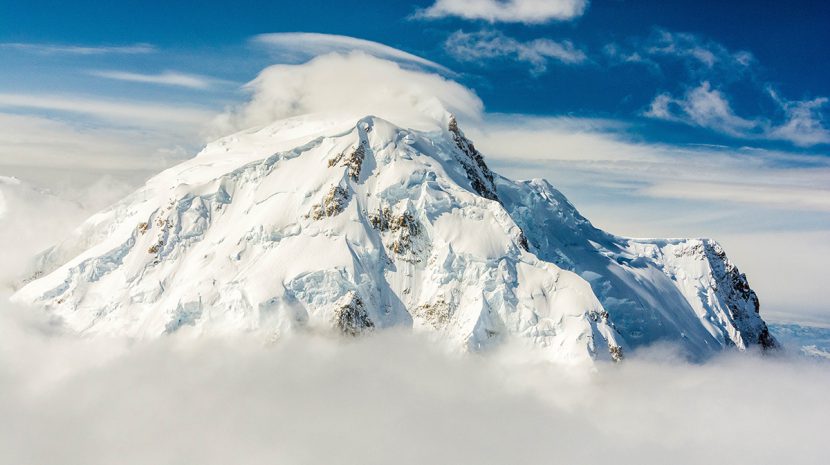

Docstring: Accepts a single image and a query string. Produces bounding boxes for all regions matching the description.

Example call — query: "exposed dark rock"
[368,207,424,259]
[700,240,780,351]
[309,186,350,219]
[448,116,498,201]
[329,143,365,181]
[414,299,453,329]
[148,241,161,254]
[589,309,610,323]
[517,230,530,251]
[334,292,374,336]
[609,345,624,362]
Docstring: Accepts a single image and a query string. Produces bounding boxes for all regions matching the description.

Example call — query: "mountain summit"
[13,114,777,363]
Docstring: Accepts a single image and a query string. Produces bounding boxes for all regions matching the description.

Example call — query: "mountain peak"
[13,114,776,363]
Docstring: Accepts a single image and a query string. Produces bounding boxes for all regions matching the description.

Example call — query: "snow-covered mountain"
[12,113,777,363]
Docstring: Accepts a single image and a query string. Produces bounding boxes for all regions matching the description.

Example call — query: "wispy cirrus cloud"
[644,29,754,75]
[604,28,754,80]
[645,82,757,136]
[473,114,830,212]
[88,70,220,90]
[766,91,830,147]
[0,42,155,55]
[604,28,830,147]
[0,93,214,128]
[645,82,830,147]
[0,112,194,174]
[445,30,587,75]
[251,32,452,74]
[416,0,589,24]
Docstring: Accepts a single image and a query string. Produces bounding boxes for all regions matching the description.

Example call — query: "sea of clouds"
[1,305,828,465]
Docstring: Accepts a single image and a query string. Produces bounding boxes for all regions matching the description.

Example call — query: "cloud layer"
[0,93,214,128]
[0,42,155,55]
[0,316,827,465]
[89,70,218,90]
[252,33,452,74]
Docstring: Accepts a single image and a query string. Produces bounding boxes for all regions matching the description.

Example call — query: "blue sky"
[1,0,828,151]
[0,0,829,322]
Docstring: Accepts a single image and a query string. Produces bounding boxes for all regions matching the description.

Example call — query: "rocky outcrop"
[329,142,365,181]
[333,292,374,336]
[448,116,498,201]
[309,185,350,219]
[699,240,779,350]
[368,207,425,260]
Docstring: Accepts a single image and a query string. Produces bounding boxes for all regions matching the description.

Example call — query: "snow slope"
[499,179,776,357]
[12,113,776,363]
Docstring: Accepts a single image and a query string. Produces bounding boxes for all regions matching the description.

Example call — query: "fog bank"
[0,306,827,465]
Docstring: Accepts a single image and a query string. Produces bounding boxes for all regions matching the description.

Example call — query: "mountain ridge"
[12,113,777,363]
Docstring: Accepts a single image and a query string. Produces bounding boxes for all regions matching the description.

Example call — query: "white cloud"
[0,320,827,465]
[445,30,587,74]
[473,114,830,212]
[767,94,830,147]
[645,82,830,147]
[645,29,754,72]
[0,113,192,174]
[0,93,215,129]
[641,180,830,211]
[0,42,155,55]
[251,33,452,74]
[607,29,754,79]
[417,0,589,24]
[214,52,483,133]
[645,82,757,136]
[88,70,218,90]
[607,29,829,147]
[602,43,652,67]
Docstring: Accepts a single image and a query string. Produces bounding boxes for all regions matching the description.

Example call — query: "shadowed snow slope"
[12,113,776,363]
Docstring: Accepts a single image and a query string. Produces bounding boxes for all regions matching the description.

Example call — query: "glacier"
[12,112,777,363]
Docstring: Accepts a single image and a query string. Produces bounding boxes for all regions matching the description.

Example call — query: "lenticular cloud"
[213,52,483,135]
